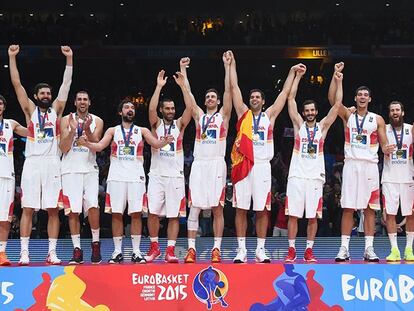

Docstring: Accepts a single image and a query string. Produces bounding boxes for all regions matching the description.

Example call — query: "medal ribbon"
[121,124,134,149]
[163,120,173,136]
[37,107,48,133]
[201,113,215,137]
[392,124,404,151]
[355,112,367,135]
[76,114,85,138]
[253,112,262,136]
[306,124,318,151]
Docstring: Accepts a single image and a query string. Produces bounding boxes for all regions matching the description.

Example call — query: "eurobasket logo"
[192,266,229,310]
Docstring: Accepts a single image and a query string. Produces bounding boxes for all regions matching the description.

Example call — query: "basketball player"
[229,51,297,263]
[145,67,193,263]
[80,100,174,263]
[0,95,28,265]
[60,91,104,264]
[284,64,343,263]
[381,101,414,262]
[328,62,394,262]
[8,45,73,265]
[175,53,232,263]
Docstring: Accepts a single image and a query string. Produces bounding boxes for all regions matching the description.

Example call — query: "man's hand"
[334,62,344,73]
[291,63,306,75]
[8,45,20,57]
[382,144,396,155]
[156,70,168,88]
[223,51,232,65]
[61,46,73,57]
[164,134,175,144]
[173,71,186,87]
[180,57,190,68]
[334,71,343,82]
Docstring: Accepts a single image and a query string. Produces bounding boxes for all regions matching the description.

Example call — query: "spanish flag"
[231,110,254,184]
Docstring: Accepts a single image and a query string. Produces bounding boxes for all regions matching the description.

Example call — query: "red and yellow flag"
[231,110,254,184]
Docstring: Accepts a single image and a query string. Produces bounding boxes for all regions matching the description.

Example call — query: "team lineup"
[0,46,413,266]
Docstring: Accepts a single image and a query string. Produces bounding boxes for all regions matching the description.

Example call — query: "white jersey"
[61,113,98,174]
[193,112,226,159]
[252,112,274,162]
[25,107,60,158]
[149,120,184,178]
[0,119,14,179]
[288,122,325,182]
[344,112,379,163]
[107,125,145,182]
[382,123,414,184]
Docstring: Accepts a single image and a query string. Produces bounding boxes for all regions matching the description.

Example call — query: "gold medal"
[123,146,131,155]
[253,133,260,141]
[355,134,363,142]
[161,144,171,152]
[308,146,316,155]
[396,149,404,158]
[201,132,207,140]
[37,131,45,140]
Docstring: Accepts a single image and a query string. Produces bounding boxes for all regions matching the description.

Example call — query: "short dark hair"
[75,90,90,99]
[388,100,404,112]
[355,86,371,97]
[118,98,136,112]
[34,83,52,95]
[158,97,174,109]
[301,99,318,112]
[205,88,221,101]
[249,88,266,101]
[0,95,6,107]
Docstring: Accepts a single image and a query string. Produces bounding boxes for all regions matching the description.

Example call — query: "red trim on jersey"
[345,127,350,143]
[293,134,301,152]
[27,121,35,138]
[195,124,201,139]
[8,137,13,153]
[219,122,227,139]
[55,118,60,136]
[60,190,71,215]
[177,134,183,151]
[137,139,144,157]
[110,141,117,157]
[267,126,273,141]
[370,130,378,144]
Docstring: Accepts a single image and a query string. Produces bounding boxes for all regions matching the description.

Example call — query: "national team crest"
[192,266,229,310]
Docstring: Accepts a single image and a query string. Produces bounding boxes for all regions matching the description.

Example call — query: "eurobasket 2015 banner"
[0,263,413,310]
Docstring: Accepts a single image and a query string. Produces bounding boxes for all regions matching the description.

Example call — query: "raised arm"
[10,119,28,137]
[59,114,77,153]
[220,51,233,123]
[8,45,35,118]
[377,116,394,155]
[328,62,350,122]
[149,70,167,129]
[53,46,73,117]
[173,71,193,131]
[228,50,248,119]
[179,57,192,93]
[81,127,115,153]
[320,71,343,135]
[141,127,174,149]
[265,64,297,121]
[328,62,344,105]
[178,58,203,121]
[287,64,306,129]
